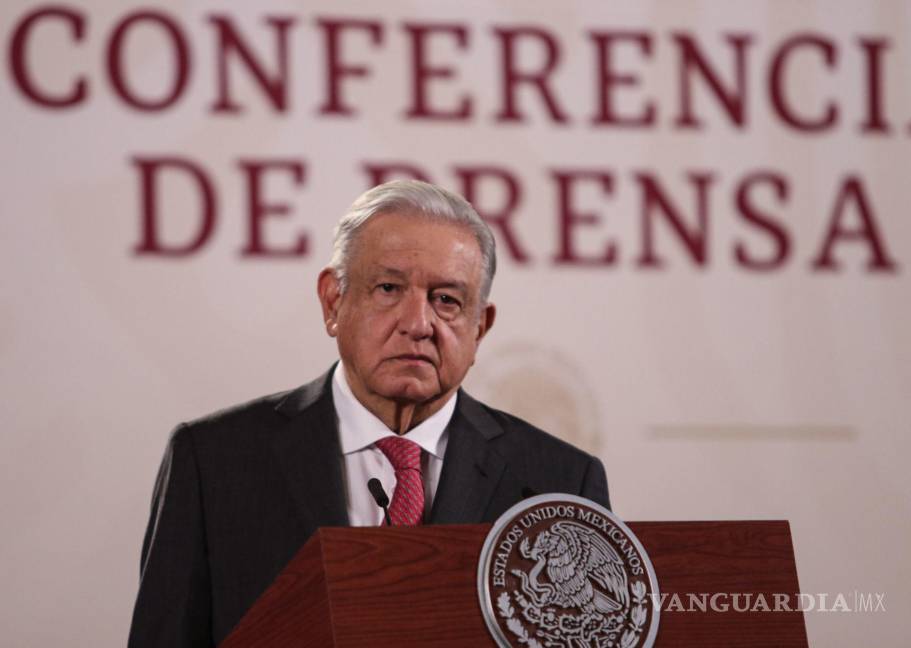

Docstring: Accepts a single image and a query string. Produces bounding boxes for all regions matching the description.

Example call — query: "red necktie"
[374,436,424,526]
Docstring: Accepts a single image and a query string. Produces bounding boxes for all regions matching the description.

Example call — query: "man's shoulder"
[459,391,596,462]
[174,368,334,446]
[458,392,610,508]
[183,388,291,430]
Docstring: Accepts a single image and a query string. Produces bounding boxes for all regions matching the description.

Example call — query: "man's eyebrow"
[371,266,408,280]
[431,280,468,294]
[370,267,470,294]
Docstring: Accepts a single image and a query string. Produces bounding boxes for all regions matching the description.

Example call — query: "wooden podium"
[221,521,808,647]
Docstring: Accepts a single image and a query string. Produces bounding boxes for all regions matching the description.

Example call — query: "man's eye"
[434,294,461,309]
[378,283,397,293]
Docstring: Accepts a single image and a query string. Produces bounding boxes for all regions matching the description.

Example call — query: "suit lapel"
[269,374,506,528]
[430,391,506,524]
[271,367,350,529]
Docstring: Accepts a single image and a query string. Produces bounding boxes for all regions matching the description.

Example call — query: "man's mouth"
[392,354,435,365]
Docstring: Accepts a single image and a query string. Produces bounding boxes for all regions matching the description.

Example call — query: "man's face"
[318,212,495,413]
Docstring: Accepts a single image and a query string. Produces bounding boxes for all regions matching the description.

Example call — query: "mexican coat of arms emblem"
[477,494,660,648]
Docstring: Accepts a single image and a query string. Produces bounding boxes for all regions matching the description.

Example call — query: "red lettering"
[636,172,712,268]
[552,170,617,265]
[590,32,655,126]
[673,32,752,129]
[403,23,471,120]
[9,6,87,108]
[769,34,838,132]
[857,37,891,134]
[107,11,190,111]
[209,15,295,114]
[317,18,383,116]
[455,166,531,263]
[493,26,568,124]
[734,172,791,270]
[133,157,216,256]
[238,159,308,257]
[811,176,897,272]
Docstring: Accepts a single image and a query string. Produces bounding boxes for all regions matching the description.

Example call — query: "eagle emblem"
[514,521,629,615]
[478,495,658,648]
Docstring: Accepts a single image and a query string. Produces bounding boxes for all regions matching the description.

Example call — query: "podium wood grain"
[220,521,808,647]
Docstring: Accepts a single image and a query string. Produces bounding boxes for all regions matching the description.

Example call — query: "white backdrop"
[2,1,909,645]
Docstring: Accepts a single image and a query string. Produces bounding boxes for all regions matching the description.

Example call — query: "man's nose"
[398,291,434,339]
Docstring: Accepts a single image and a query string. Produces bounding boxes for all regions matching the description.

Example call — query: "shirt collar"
[332,361,456,459]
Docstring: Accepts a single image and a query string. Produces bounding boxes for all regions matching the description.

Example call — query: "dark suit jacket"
[127,366,610,647]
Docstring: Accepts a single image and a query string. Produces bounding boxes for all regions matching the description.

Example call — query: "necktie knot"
[375,436,421,473]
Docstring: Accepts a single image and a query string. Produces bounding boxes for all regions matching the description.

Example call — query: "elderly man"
[128,180,610,647]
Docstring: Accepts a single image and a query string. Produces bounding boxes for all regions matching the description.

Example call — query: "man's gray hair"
[329,180,497,302]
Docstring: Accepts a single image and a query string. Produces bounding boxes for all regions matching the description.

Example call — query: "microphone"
[367,478,392,526]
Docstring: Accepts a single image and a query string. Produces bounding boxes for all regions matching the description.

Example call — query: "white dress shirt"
[332,361,455,526]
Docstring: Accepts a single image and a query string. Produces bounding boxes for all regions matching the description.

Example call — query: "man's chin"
[376,378,441,404]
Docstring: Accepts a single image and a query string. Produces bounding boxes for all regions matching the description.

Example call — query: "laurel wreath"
[496,580,650,648]
[497,592,545,648]
[619,580,649,648]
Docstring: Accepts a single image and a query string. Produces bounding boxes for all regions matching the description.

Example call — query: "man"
[128,180,610,647]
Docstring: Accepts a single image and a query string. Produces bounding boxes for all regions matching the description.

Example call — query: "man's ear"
[475,302,496,343]
[317,268,342,337]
